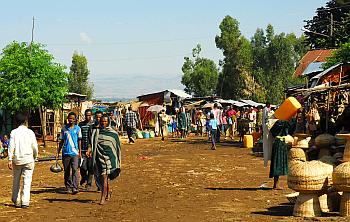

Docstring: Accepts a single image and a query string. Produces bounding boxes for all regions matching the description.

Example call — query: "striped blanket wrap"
[91,127,121,180]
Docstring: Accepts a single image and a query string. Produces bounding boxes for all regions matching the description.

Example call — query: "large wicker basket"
[289,148,306,162]
[333,162,350,192]
[288,160,333,191]
[315,134,335,149]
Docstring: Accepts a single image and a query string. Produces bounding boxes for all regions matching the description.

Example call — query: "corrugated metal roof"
[301,62,324,76]
[310,63,343,81]
[167,89,192,99]
[294,49,335,77]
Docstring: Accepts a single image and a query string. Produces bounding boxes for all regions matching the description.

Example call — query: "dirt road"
[0,137,346,221]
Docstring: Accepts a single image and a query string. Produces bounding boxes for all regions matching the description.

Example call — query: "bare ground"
[0,137,346,222]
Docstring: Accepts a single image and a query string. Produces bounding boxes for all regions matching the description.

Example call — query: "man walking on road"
[8,113,38,208]
[57,112,82,194]
[78,109,94,190]
[124,106,138,143]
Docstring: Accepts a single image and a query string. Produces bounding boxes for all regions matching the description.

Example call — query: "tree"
[250,25,308,104]
[0,41,68,147]
[69,52,94,99]
[181,44,219,97]
[323,41,350,68]
[303,0,350,48]
[0,42,68,112]
[215,15,256,99]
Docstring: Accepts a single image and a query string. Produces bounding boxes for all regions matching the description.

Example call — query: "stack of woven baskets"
[315,134,336,158]
[288,159,333,217]
[333,145,350,217]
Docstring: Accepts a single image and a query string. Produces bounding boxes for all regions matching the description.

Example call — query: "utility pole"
[330,13,333,37]
[31,16,35,44]
[29,16,35,54]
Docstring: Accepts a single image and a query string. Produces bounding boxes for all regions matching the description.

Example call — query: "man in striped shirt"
[123,107,138,143]
[78,109,94,190]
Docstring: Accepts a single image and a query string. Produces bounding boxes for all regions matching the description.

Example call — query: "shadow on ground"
[252,203,294,217]
[44,198,94,204]
[31,187,68,194]
[205,187,273,191]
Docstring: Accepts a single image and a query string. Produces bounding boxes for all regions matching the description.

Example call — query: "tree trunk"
[39,106,47,148]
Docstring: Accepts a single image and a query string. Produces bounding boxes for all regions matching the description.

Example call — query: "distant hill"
[93,97,135,103]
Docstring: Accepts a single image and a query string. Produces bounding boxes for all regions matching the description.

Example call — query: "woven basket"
[315,134,335,149]
[318,148,331,159]
[340,192,350,217]
[288,160,333,191]
[319,194,329,213]
[336,136,346,146]
[319,155,336,165]
[333,162,350,192]
[289,148,306,162]
[293,192,322,217]
[333,152,344,161]
[286,192,299,204]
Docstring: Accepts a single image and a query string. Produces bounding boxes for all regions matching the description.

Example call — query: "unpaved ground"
[0,137,345,222]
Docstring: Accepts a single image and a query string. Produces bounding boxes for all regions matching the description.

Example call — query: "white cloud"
[79,32,92,44]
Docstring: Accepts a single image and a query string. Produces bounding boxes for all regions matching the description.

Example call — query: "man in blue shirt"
[57,112,82,194]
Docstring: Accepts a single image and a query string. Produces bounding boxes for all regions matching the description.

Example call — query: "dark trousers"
[80,152,93,186]
[216,125,221,142]
[62,156,79,190]
[211,129,217,147]
[126,126,135,142]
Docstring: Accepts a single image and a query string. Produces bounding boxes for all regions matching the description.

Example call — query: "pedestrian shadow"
[205,187,273,191]
[252,203,294,217]
[31,186,68,194]
[44,198,94,204]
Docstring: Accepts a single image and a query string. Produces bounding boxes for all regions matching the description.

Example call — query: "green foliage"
[215,15,256,99]
[304,0,350,48]
[181,44,219,97]
[251,25,308,104]
[324,41,350,68]
[0,41,68,112]
[69,52,94,99]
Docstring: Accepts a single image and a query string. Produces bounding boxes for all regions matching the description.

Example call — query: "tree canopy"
[324,41,350,68]
[303,0,350,49]
[69,52,94,99]
[181,44,219,97]
[0,42,68,112]
[215,15,255,99]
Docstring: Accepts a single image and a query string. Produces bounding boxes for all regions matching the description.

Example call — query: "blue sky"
[0,0,327,99]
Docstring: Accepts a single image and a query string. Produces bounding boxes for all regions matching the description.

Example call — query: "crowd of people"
[6,109,122,208]
[5,102,276,208]
[155,103,269,149]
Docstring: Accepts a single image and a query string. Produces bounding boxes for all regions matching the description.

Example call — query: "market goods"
[315,134,335,149]
[288,160,333,217]
[333,162,350,216]
[288,148,306,162]
[336,134,350,161]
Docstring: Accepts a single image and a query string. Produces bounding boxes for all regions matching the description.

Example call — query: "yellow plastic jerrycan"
[243,135,254,148]
[274,97,301,120]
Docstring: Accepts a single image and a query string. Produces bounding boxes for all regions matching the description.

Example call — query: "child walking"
[209,113,218,150]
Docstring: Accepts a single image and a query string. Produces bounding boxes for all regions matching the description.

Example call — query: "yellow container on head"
[274,97,301,120]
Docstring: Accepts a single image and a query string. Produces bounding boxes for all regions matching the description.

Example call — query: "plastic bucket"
[136,131,143,139]
[243,135,254,148]
[274,97,301,120]
[149,131,155,138]
[142,131,150,139]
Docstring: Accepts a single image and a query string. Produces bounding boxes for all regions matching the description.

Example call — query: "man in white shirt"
[8,113,38,208]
